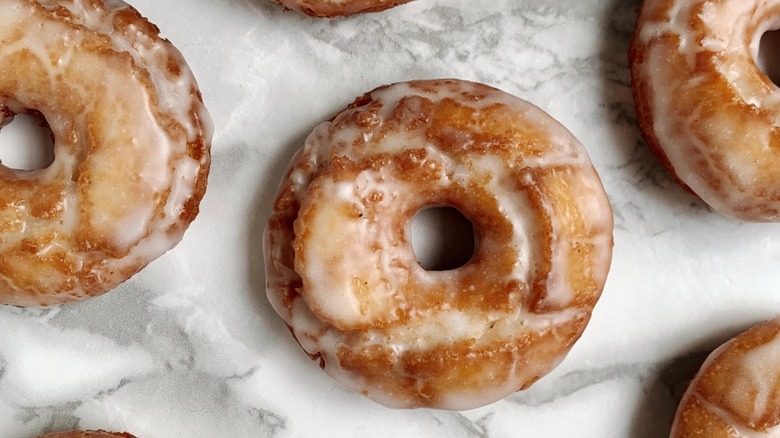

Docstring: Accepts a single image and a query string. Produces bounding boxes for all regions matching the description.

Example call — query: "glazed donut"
[0,0,212,307]
[630,0,780,222]
[274,0,414,18]
[671,318,780,436]
[37,431,136,438]
[264,79,614,410]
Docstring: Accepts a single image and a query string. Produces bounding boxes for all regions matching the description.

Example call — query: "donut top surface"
[291,80,612,328]
[672,318,780,436]
[0,0,211,306]
[265,79,613,409]
[630,0,780,221]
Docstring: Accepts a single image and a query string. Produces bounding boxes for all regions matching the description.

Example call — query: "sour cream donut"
[630,0,780,221]
[0,0,212,307]
[671,318,780,437]
[38,432,136,438]
[274,0,413,18]
[264,79,614,410]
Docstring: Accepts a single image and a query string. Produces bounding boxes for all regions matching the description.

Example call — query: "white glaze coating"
[630,0,780,221]
[672,318,780,437]
[265,79,613,410]
[0,0,211,306]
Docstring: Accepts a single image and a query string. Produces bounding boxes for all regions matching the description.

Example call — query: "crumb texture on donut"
[671,318,780,437]
[0,0,212,306]
[630,0,780,221]
[274,0,414,17]
[37,431,137,438]
[264,79,613,409]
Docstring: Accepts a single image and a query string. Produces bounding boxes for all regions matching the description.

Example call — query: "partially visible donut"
[671,318,780,437]
[0,0,212,306]
[37,432,136,438]
[273,0,414,18]
[630,0,780,222]
[264,79,614,409]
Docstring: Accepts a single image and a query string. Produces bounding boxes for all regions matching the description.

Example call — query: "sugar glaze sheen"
[0,0,212,306]
[264,79,614,410]
[630,0,780,222]
[672,317,780,437]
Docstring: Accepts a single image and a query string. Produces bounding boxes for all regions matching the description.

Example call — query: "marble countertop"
[3,0,780,436]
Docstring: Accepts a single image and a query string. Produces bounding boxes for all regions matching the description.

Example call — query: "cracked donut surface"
[0,0,212,307]
[630,0,780,221]
[264,79,613,410]
[672,318,780,437]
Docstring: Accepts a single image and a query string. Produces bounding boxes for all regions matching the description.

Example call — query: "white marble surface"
[2,0,780,436]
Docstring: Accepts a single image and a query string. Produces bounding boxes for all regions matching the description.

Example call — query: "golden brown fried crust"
[672,319,780,437]
[37,431,137,438]
[628,7,694,194]
[630,1,780,220]
[335,315,590,407]
[265,79,613,409]
[275,0,414,18]
[0,0,211,307]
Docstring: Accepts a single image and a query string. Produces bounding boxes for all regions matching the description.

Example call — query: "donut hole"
[411,206,476,271]
[757,28,780,86]
[0,112,55,171]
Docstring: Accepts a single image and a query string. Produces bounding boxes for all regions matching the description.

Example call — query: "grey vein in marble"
[2,0,780,437]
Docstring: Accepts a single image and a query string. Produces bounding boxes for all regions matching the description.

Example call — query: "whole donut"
[0,0,212,306]
[264,79,614,410]
[630,0,780,221]
[671,318,780,436]
[274,0,414,18]
[37,432,136,438]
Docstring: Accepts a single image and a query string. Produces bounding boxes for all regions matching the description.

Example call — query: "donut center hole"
[411,206,476,271]
[0,113,55,171]
[757,29,780,86]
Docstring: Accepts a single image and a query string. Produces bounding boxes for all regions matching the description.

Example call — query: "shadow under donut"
[245,129,312,340]
[232,0,306,330]
[628,352,706,438]
[595,0,709,230]
[238,0,284,16]
[594,0,709,435]
[626,319,757,438]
